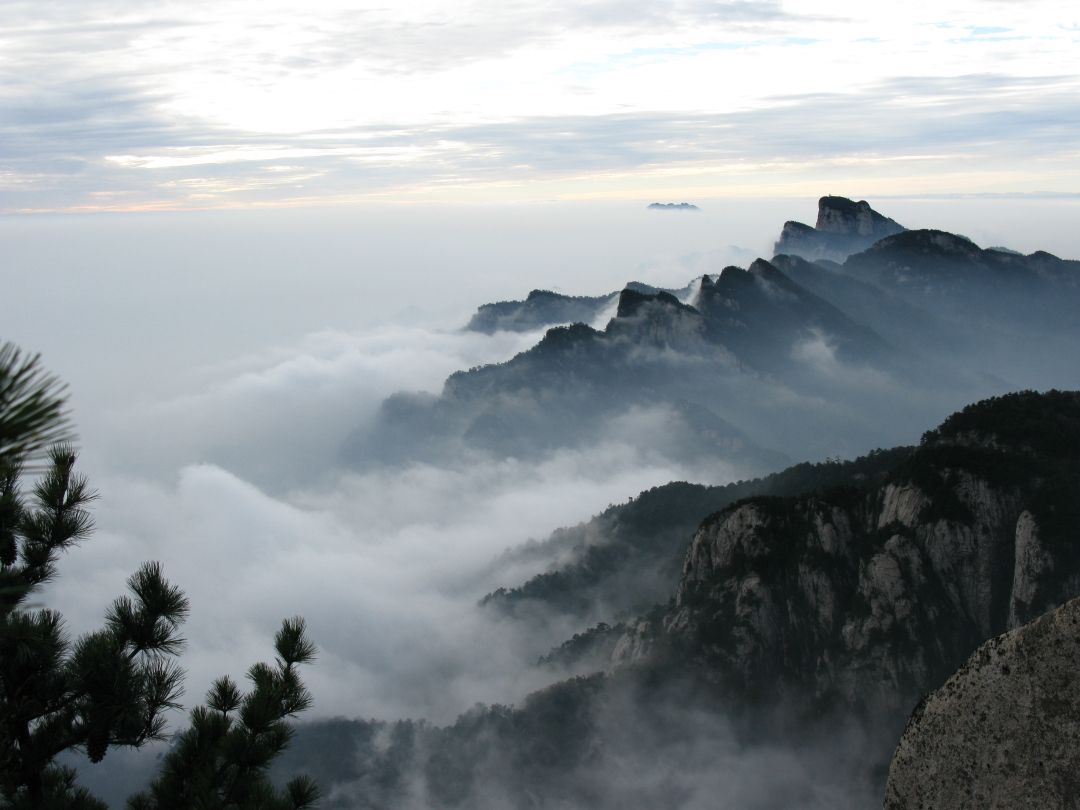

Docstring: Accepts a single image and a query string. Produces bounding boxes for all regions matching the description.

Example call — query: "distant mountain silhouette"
[347,258,911,470]
[346,197,1080,473]
[647,202,699,210]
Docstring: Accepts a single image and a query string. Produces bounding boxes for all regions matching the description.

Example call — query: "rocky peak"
[816,195,903,238]
[774,196,905,262]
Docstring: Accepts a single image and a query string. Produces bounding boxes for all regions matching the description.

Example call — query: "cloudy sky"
[3,0,1079,212]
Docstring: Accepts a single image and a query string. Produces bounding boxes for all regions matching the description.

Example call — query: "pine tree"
[0,343,72,467]
[0,344,319,807]
[127,618,320,810]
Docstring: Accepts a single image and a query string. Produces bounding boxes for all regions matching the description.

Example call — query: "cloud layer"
[38,313,710,727]
[2,1,1079,210]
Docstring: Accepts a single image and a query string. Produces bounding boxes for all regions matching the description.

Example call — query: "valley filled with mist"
[5,194,1080,807]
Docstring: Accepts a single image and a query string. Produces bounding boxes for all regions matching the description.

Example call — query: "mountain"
[296,391,1080,809]
[346,256,933,470]
[836,229,1080,386]
[348,358,788,473]
[843,229,1080,295]
[774,196,905,262]
[769,253,967,358]
[615,391,1080,716]
[345,196,1080,474]
[692,258,895,371]
[482,447,912,630]
[840,229,1080,326]
[884,595,1080,809]
[347,194,1080,477]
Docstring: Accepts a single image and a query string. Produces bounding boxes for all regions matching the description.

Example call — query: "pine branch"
[0,343,73,468]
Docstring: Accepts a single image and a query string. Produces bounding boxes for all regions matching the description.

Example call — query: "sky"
[2,0,1080,212]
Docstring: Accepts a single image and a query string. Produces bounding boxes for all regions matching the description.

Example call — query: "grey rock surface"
[629,473,1030,715]
[884,596,1080,809]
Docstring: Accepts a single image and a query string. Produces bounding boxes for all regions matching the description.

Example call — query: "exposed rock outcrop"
[614,391,1080,721]
[883,596,1080,810]
[483,448,911,629]
[774,196,904,261]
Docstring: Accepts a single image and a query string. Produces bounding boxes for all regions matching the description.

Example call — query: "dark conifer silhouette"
[0,343,318,808]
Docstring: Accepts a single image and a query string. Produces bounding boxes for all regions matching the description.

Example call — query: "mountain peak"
[815,195,903,237]
[774,196,905,261]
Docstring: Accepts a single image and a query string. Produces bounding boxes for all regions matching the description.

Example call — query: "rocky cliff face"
[774,196,904,261]
[614,392,1080,721]
[484,448,912,633]
[652,476,1022,714]
[883,595,1080,809]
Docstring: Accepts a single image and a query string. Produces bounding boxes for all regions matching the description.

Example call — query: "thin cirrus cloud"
[1,0,1078,211]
